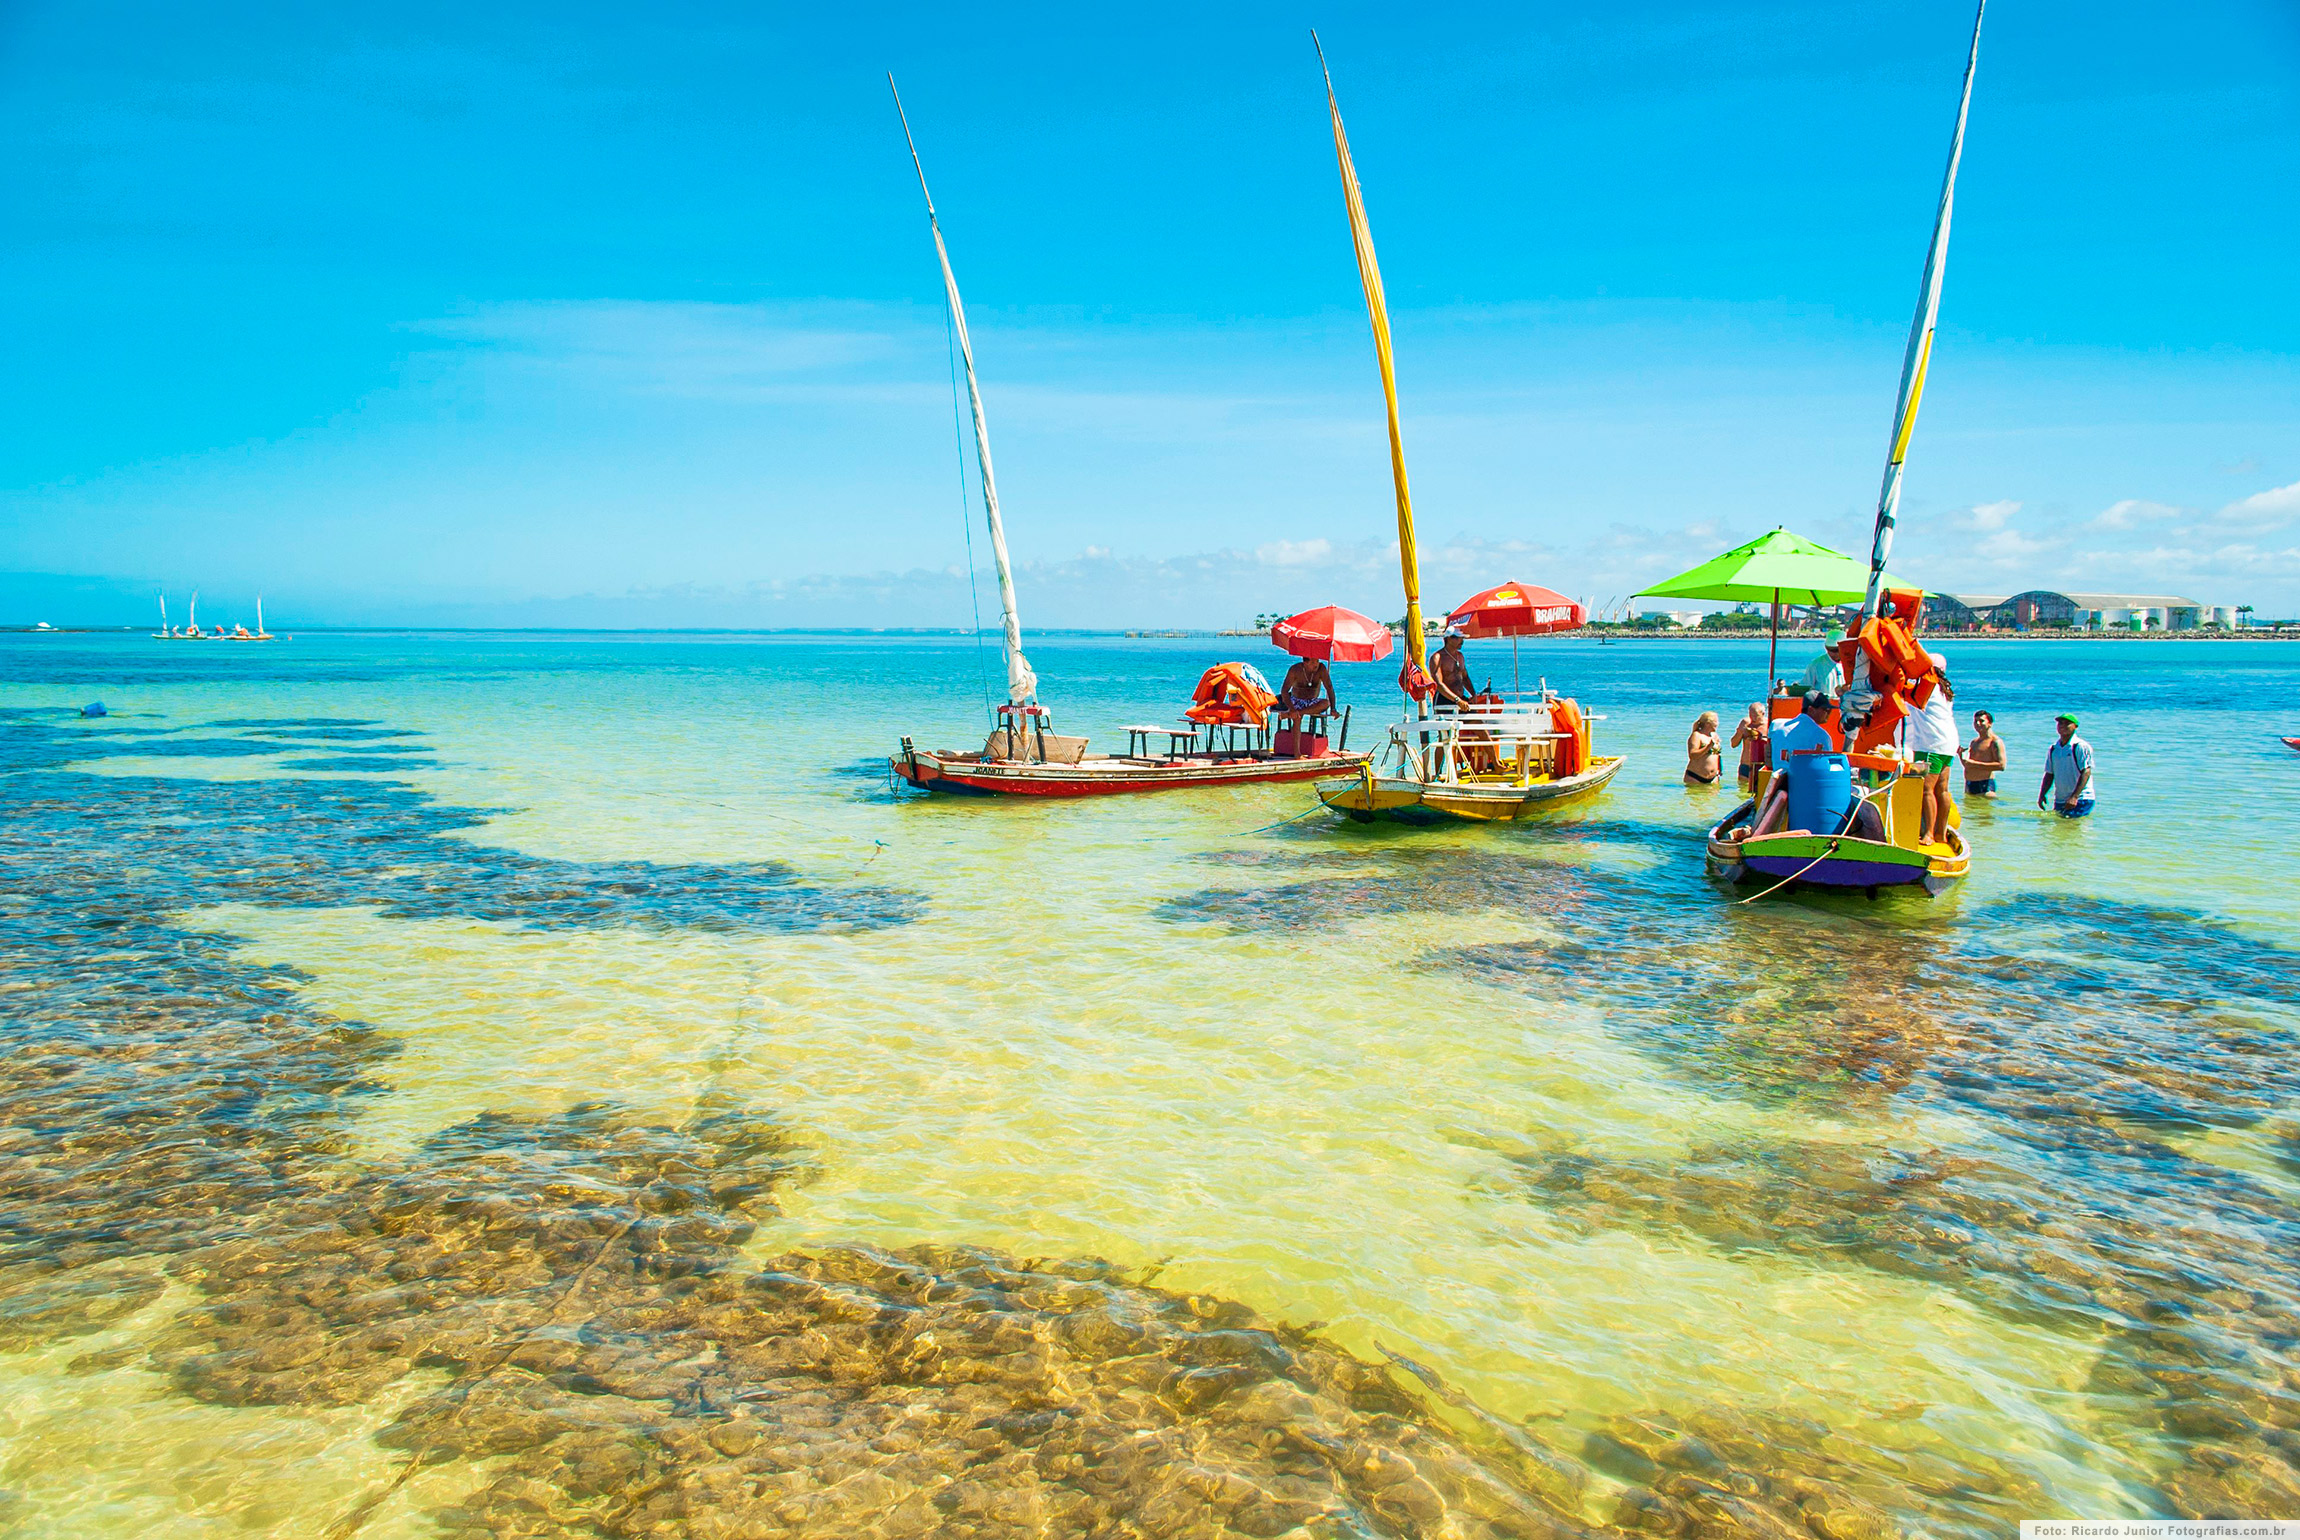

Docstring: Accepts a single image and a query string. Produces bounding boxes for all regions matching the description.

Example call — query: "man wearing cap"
[2038,713,2096,817]
[1796,625,1846,698]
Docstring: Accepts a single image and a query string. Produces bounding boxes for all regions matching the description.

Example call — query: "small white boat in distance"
[230,595,279,641]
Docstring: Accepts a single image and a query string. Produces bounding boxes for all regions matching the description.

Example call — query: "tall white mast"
[1860,0,1986,625]
[159,593,169,637]
[890,77,1038,706]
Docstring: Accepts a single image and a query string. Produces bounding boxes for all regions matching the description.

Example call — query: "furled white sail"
[890,79,1038,706]
[1861,0,1986,624]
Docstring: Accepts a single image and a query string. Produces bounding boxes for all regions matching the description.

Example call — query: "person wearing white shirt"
[2038,713,2097,816]
[1901,651,1961,847]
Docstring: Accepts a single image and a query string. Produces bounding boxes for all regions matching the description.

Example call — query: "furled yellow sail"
[1314,35,1426,685]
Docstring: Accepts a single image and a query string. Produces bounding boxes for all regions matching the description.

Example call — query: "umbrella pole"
[1767,588,1780,695]
[1512,635,1520,697]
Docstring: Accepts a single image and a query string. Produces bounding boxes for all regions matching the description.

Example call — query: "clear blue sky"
[3,0,2296,627]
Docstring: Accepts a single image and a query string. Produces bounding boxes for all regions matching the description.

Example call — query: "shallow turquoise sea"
[3,631,2297,1537]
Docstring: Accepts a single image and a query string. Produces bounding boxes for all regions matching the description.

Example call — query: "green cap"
[2056,711,2079,726]
[1824,626,1845,642]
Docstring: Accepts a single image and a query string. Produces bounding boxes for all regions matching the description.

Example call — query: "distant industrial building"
[1932,591,2237,631]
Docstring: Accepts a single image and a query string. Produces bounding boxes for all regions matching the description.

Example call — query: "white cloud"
[414,300,921,399]
[1973,527,2054,563]
[2093,498,2185,531]
[1255,537,1333,567]
[2217,479,2300,532]
[1956,499,2022,533]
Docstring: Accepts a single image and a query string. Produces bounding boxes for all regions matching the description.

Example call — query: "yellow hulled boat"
[1317,700,1622,822]
[1306,37,1620,825]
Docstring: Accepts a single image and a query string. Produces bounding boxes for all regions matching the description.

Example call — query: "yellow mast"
[1315,34,1427,687]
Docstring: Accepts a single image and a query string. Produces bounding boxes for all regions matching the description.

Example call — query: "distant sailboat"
[154,594,172,640]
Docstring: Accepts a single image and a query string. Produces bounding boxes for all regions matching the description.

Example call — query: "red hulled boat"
[884,90,1370,799]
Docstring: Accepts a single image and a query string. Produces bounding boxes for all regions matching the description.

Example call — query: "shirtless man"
[1275,656,1337,727]
[1430,631,1481,707]
[1960,709,2005,798]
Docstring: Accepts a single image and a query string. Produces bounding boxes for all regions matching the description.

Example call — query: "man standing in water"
[2038,712,2096,817]
[1962,709,2006,798]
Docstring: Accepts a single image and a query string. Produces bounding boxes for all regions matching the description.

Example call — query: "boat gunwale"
[893,746,1374,797]
[1704,808,1971,882]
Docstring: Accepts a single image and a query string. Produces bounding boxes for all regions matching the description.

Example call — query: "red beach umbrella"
[1445,582,1585,638]
[1269,605,1394,662]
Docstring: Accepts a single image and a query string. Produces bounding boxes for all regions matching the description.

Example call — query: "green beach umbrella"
[1635,527,1915,687]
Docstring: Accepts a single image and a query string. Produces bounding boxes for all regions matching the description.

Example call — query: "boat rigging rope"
[1734,837,1843,905]
[1236,801,1335,837]
[942,298,994,722]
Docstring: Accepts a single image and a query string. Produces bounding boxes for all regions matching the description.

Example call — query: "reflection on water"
[4,636,2299,1535]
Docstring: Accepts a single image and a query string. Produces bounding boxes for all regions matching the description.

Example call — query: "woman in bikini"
[1685,711,1722,785]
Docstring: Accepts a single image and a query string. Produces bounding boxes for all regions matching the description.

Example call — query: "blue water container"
[1786,752,1853,835]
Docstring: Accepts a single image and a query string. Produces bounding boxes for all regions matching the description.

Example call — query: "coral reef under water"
[1165,844,2300,1519]
[1,712,1622,1539]
[8,701,2297,1535]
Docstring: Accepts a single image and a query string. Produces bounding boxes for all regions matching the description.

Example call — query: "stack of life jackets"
[1184,663,1277,727]
[1833,588,1943,756]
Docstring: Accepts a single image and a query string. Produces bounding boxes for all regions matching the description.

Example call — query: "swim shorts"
[2055,798,2096,819]
[1918,751,1954,774]
[1965,776,1996,794]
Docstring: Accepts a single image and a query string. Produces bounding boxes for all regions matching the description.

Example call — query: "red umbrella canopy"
[1446,582,1585,638]
[1269,604,1394,662]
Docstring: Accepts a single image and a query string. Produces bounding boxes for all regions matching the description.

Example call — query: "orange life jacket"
[1185,663,1277,727]
[1836,589,1939,755]
[1550,697,1586,778]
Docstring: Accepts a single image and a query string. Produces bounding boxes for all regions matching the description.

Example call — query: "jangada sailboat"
[1303,39,1622,824]
[226,595,278,641]
[883,81,1372,798]
[1708,1,1985,896]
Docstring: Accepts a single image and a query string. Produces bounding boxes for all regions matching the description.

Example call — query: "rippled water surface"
[3,631,2297,1537]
